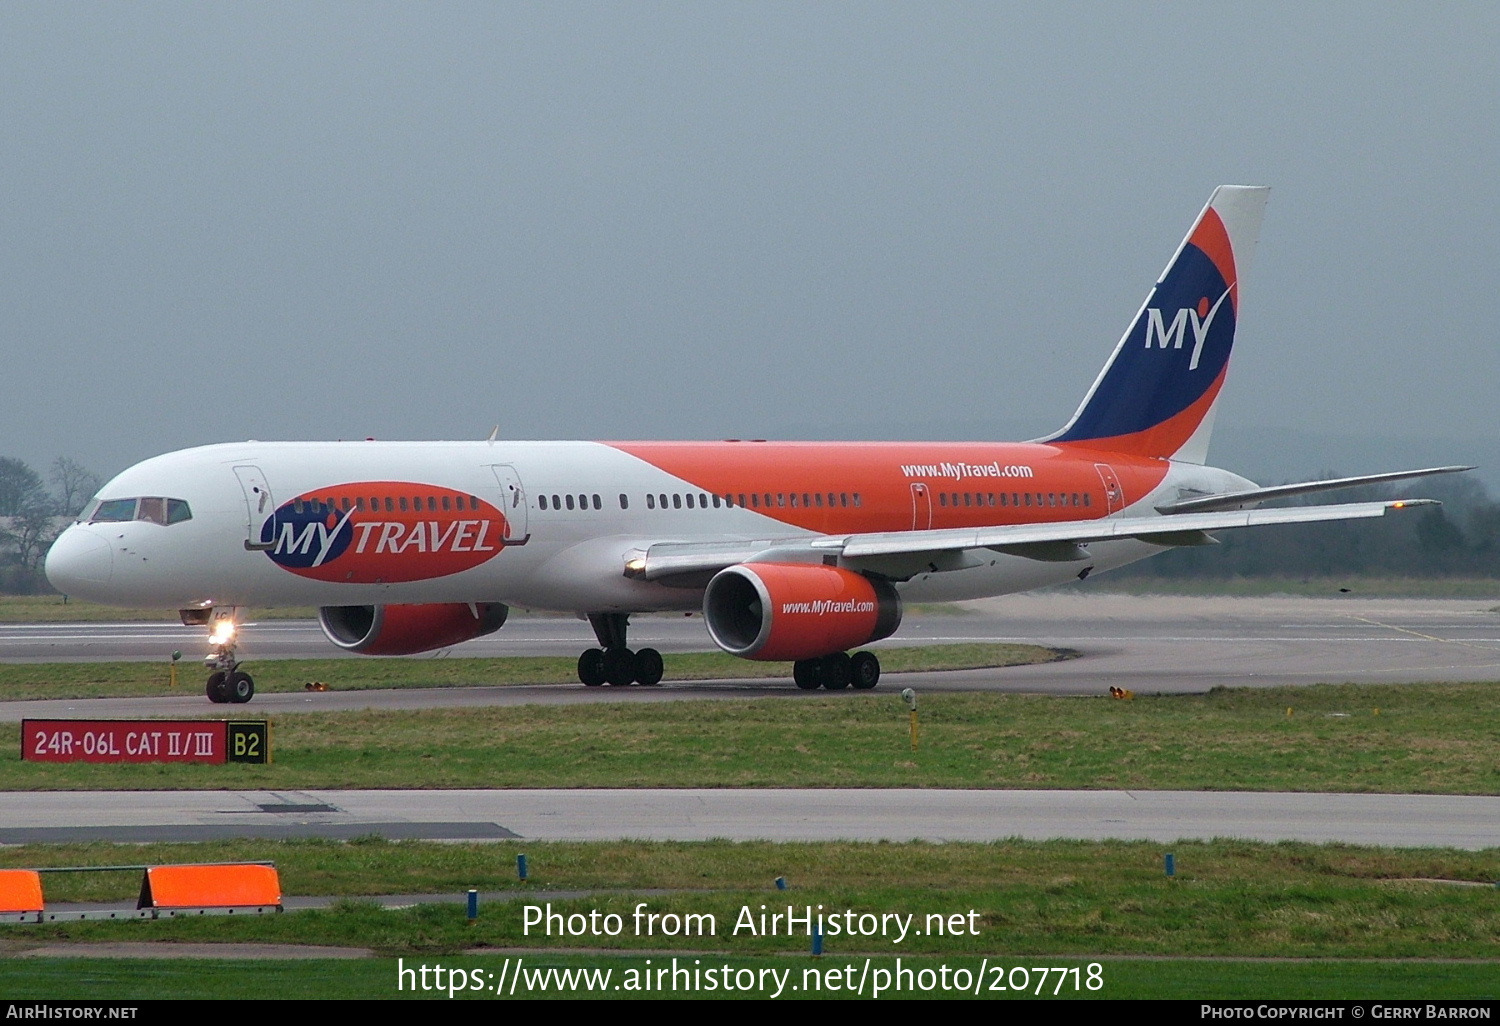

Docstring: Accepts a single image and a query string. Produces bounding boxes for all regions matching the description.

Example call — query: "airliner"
[44,186,1466,703]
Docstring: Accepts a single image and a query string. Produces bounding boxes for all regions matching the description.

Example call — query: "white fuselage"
[45,439,1254,615]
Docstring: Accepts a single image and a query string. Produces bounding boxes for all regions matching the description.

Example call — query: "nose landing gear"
[198,610,255,704]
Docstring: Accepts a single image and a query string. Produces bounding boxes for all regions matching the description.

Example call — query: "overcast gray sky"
[3,3,1497,487]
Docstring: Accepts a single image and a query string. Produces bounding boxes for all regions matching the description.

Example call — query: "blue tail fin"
[1044,185,1269,463]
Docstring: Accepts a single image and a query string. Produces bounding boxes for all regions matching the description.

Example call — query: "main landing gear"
[199,610,255,704]
[576,613,664,687]
[792,650,882,691]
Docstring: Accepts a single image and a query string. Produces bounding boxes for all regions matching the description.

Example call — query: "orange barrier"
[0,871,43,915]
[139,864,282,910]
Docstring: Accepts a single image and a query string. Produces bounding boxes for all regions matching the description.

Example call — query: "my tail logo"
[1144,283,1234,370]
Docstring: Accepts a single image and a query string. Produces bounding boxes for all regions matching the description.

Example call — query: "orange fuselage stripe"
[607,441,1171,531]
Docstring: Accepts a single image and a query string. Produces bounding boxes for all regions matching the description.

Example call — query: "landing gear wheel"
[634,647,664,686]
[850,651,881,690]
[206,671,231,704]
[578,648,607,686]
[604,647,637,686]
[793,659,823,690]
[228,671,255,704]
[821,652,853,690]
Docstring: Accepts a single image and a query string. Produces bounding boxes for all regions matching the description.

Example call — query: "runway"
[2,594,1499,722]
[3,594,1497,852]
[1,788,1495,849]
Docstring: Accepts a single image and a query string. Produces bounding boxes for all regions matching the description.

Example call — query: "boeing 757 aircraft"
[45,186,1466,702]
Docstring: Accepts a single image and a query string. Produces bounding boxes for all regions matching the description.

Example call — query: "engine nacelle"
[703,562,902,661]
[318,603,508,655]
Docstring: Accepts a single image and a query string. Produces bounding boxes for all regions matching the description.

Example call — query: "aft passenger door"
[910,483,933,530]
[234,465,276,550]
[489,464,530,544]
[1093,463,1124,514]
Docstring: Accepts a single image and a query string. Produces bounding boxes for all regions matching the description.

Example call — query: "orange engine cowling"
[318,603,508,655]
[703,563,902,661]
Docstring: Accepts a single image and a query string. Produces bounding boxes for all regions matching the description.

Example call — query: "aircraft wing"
[625,498,1436,582]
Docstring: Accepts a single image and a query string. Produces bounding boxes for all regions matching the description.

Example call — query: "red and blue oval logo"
[258,482,508,583]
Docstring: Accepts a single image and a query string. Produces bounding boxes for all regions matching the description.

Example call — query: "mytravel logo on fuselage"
[258,482,508,583]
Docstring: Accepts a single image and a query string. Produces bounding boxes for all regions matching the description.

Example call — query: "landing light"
[209,623,237,647]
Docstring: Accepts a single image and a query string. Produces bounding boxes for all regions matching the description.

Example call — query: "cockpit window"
[137,497,168,525]
[90,498,138,523]
[88,497,193,526]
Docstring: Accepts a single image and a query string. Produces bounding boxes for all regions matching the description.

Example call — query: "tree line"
[0,456,103,593]
[1111,473,1500,581]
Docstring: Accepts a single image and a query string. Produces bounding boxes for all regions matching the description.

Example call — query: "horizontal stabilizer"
[1154,466,1473,515]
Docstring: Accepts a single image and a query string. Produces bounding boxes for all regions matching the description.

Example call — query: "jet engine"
[702,562,901,661]
[318,603,509,655]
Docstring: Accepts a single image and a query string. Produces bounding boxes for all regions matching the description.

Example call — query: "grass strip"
[1073,576,1500,599]
[1,955,1496,1000]
[0,644,1064,701]
[0,838,1497,962]
[2,682,1497,792]
[0,595,317,621]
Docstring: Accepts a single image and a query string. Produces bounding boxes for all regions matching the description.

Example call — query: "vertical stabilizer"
[1044,185,1269,464]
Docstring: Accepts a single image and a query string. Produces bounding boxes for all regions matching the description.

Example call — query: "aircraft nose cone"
[45,527,114,594]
